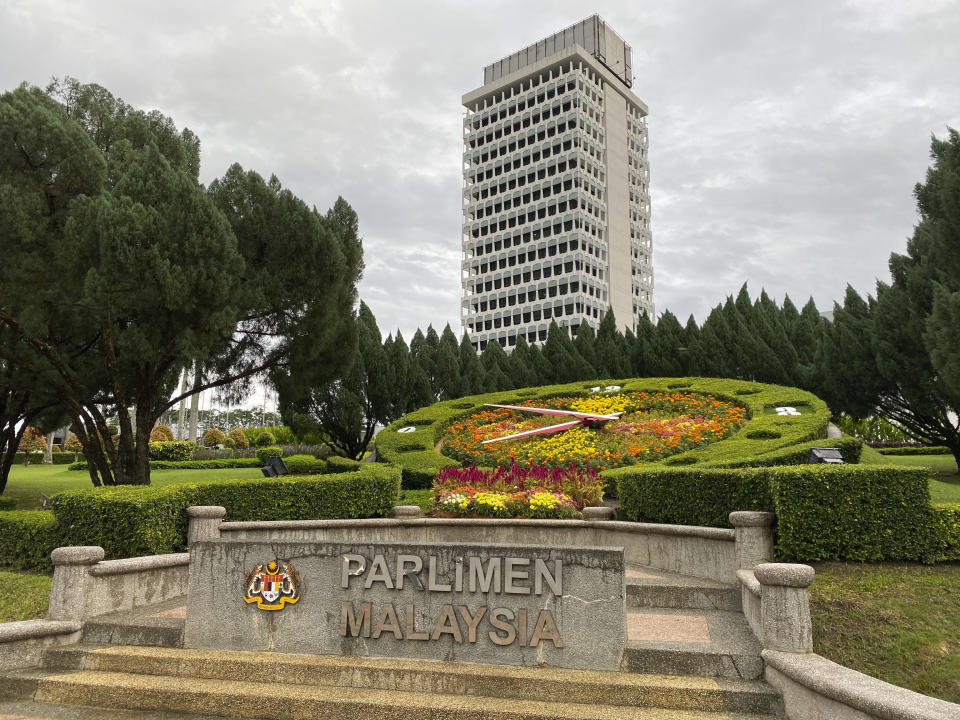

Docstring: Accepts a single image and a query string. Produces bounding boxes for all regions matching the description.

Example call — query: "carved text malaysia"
[338,553,563,648]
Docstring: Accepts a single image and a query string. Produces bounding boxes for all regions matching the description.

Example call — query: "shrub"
[876,445,951,456]
[49,485,193,559]
[14,452,81,465]
[0,497,15,511]
[326,455,363,473]
[27,466,401,562]
[149,424,175,442]
[202,428,225,447]
[191,465,400,522]
[227,428,249,449]
[0,511,61,571]
[282,454,328,475]
[255,446,284,464]
[148,441,194,461]
[17,426,47,463]
[255,430,276,447]
[927,505,960,562]
[613,466,773,528]
[63,435,84,453]
[770,465,935,562]
[149,458,262,470]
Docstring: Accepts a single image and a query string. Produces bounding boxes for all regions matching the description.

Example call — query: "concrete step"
[0,668,60,700]
[34,669,784,720]
[0,697,231,720]
[626,567,741,611]
[624,608,764,680]
[81,597,185,648]
[36,645,783,715]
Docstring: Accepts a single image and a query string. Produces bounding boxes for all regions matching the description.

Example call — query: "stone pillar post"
[729,511,775,570]
[754,563,815,653]
[187,506,226,546]
[48,546,104,621]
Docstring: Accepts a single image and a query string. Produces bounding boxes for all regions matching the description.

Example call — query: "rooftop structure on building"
[461,15,653,351]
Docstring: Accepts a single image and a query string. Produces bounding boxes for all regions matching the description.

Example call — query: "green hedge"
[68,457,264,471]
[282,455,328,475]
[12,452,79,465]
[148,441,195,461]
[255,446,284,464]
[0,510,61,571]
[50,485,192,559]
[927,504,960,562]
[612,466,773,527]
[0,497,15,511]
[614,463,951,563]
[770,465,935,562]
[876,445,952,456]
[190,465,400,522]
[326,455,363,473]
[4,465,402,568]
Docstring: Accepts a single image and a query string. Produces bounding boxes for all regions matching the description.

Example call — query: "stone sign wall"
[184,540,625,670]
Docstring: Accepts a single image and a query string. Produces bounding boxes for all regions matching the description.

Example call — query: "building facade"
[461,15,653,352]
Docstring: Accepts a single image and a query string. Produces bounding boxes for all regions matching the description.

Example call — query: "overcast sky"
[3,0,959,342]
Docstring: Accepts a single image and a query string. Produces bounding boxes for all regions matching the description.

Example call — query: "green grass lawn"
[810,562,960,703]
[1,463,266,510]
[0,570,52,622]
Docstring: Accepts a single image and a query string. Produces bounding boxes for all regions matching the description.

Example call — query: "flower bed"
[439,391,747,470]
[430,463,601,519]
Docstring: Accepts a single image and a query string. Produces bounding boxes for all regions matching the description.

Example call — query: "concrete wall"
[218,517,738,585]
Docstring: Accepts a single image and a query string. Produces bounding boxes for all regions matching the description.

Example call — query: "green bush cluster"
[148,441,195,461]
[254,431,276,447]
[770,465,935,562]
[282,454,328,474]
[326,455,364,473]
[12,452,78,465]
[614,463,953,563]
[875,445,951,456]
[611,466,773,527]
[255,446,284,464]
[0,510,62,571]
[0,465,401,570]
[151,458,262,470]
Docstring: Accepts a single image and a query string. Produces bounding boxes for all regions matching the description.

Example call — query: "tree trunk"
[43,432,54,464]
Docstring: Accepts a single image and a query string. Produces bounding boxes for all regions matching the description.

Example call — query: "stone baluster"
[48,546,104,621]
[187,506,226,546]
[754,563,815,653]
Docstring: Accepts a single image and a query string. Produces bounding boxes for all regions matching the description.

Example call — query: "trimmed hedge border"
[876,445,952,456]
[12,452,79,465]
[0,464,401,570]
[376,377,831,489]
[613,464,953,563]
[0,510,60,571]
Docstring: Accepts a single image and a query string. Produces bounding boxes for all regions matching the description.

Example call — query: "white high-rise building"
[461,15,653,351]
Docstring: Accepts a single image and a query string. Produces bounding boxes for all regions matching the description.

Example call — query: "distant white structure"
[460,15,653,351]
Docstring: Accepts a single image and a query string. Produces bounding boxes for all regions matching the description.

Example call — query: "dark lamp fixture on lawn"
[260,456,289,477]
[806,447,844,464]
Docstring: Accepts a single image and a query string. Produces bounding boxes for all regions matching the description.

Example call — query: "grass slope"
[811,562,960,704]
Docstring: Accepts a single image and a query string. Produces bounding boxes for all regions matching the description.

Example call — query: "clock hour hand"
[484,404,622,422]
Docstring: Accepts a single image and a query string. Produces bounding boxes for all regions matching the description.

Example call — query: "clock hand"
[485,404,623,422]
[481,420,583,444]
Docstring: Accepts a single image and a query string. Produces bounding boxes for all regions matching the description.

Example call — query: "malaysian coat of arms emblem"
[243,560,301,610]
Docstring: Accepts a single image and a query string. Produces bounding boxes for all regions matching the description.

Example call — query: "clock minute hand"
[484,403,622,421]
[481,420,583,444]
